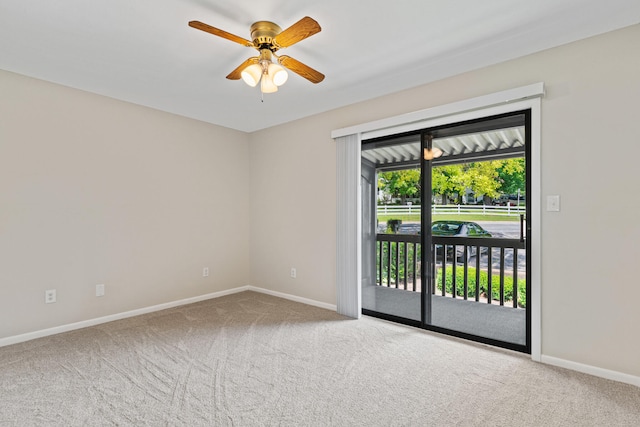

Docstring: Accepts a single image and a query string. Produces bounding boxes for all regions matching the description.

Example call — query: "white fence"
[378,204,525,216]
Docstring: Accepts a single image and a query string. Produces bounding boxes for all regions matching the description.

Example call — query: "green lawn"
[378,213,521,223]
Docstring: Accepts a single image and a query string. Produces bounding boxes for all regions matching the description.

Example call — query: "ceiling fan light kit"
[268,63,288,86]
[189,17,324,95]
[240,63,262,87]
[239,49,289,92]
[260,72,278,93]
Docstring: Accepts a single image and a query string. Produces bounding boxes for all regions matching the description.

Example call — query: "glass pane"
[427,117,527,346]
[361,142,421,321]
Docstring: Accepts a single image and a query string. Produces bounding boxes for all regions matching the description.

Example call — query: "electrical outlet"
[203,267,209,277]
[96,284,105,297]
[290,268,297,279]
[45,289,57,304]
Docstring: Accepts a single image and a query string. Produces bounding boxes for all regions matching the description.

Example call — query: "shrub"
[434,266,526,308]
[386,219,402,233]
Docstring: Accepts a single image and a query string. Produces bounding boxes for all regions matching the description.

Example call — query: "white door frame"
[333,83,543,361]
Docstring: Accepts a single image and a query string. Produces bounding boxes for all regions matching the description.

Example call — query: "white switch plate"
[96,284,105,297]
[290,268,297,279]
[546,195,560,212]
[203,267,209,277]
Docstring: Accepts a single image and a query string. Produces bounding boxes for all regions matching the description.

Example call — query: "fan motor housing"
[250,21,282,47]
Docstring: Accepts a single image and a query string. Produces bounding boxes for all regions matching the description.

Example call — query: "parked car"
[431,220,491,262]
[493,194,525,206]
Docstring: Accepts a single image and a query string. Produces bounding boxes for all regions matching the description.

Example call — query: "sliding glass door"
[361,111,531,353]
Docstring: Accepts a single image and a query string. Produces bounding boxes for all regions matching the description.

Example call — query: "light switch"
[546,195,560,212]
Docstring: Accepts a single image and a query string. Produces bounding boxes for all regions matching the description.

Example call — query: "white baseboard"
[0,286,337,348]
[246,285,338,312]
[541,355,640,388]
[0,286,252,348]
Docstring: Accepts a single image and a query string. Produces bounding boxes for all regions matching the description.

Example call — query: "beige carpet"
[0,291,638,426]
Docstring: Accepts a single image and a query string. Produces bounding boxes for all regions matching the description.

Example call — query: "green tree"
[496,158,525,195]
[463,161,502,201]
[380,157,525,205]
[432,165,464,204]
[378,169,421,204]
[432,158,524,204]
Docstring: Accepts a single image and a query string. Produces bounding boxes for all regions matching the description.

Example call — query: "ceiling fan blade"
[188,21,254,47]
[272,16,321,48]
[278,55,325,84]
[226,57,259,80]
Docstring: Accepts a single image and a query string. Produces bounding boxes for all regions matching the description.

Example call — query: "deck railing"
[376,234,526,308]
[376,234,422,292]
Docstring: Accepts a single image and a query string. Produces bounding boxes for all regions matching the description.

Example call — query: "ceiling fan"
[188,16,325,93]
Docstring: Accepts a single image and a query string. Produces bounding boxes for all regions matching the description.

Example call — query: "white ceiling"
[1,1,639,133]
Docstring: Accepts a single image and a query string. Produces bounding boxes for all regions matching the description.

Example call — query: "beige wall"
[249,118,337,305]
[249,24,640,378]
[0,70,251,338]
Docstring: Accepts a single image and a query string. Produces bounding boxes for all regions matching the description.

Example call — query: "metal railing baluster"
[378,240,382,286]
[475,246,481,302]
[432,244,436,296]
[452,246,457,299]
[412,243,417,292]
[403,241,408,290]
[386,241,391,287]
[394,242,400,288]
[499,247,505,306]
[487,248,492,304]
[441,247,446,297]
[513,247,518,308]
[463,246,469,300]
